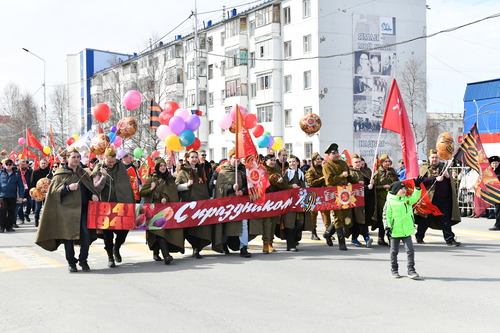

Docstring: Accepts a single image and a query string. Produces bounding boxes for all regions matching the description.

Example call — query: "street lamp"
[22,48,46,135]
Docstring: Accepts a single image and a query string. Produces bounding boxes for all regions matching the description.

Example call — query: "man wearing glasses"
[16,160,33,225]
[0,159,25,232]
[198,150,213,194]
[30,158,50,227]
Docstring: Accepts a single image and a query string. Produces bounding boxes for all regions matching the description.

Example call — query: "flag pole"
[234,104,239,188]
[370,126,384,182]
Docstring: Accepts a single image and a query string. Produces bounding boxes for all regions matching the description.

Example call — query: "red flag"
[235,104,257,159]
[126,167,141,201]
[26,129,46,155]
[97,124,104,134]
[402,179,443,216]
[340,149,352,165]
[22,146,38,160]
[245,155,269,204]
[138,156,155,183]
[381,79,419,179]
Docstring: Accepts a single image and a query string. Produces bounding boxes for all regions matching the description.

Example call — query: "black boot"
[158,236,173,265]
[153,249,162,261]
[336,228,347,251]
[113,244,122,263]
[286,228,298,252]
[105,248,116,268]
[311,228,320,240]
[239,246,252,258]
[323,224,335,247]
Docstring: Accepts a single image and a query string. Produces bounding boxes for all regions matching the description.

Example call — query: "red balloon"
[159,111,174,125]
[244,113,258,129]
[253,124,264,138]
[152,150,160,158]
[94,103,111,123]
[67,137,75,146]
[186,137,201,151]
[164,101,179,115]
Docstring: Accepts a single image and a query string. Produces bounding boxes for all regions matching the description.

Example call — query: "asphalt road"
[1,216,499,332]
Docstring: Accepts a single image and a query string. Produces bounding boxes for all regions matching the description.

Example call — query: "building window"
[226,48,247,68]
[250,83,257,98]
[284,41,292,58]
[221,89,225,103]
[226,19,239,38]
[303,71,311,89]
[257,105,273,122]
[284,75,292,93]
[303,0,311,18]
[187,90,195,106]
[285,143,293,155]
[255,5,280,28]
[303,34,312,53]
[208,64,213,80]
[225,79,241,97]
[304,142,313,159]
[257,73,272,90]
[199,60,207,77]
[249,20,255,37]
[221,32,225,46]
[304,106,312,114]
[256,39,272,58]
[222,147,227,160]
[209,148,214,159]
[208,92,214,106]
[284,109,292,127]
[187,62,195,79]
[209,120,214,134]
[240,17,247,35]
[221,61,225,76]
[207,37,213,52]
[284,6,291,25]
[249,52,255,68]
[186,38,195,53]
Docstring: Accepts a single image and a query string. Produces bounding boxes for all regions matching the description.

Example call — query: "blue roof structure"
[463,78,500,136]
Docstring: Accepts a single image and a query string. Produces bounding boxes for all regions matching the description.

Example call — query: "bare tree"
[49,85,70,147]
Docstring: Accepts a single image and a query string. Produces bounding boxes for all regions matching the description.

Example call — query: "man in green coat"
[35,148,100,272]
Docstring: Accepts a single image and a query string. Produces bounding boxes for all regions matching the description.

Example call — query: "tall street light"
[22,48,46,135]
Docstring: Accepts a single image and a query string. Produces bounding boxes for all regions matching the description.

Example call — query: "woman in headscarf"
[140,158,184,265]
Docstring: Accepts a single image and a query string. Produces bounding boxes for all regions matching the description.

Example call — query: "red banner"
[88,184,364,230]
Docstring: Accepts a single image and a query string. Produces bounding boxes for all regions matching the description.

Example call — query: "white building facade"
[88,0,427,162]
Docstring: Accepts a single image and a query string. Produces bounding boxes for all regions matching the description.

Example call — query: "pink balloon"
[18,138,26,145]
[185,115,201,131]
[114,136,123,147]
[117,149,126,159]
[218,114,233,130]
[174,108,190,120]
[156,124,173,140]
[169,116,185,135]
[123,90,142,110]
[230,105,247,121]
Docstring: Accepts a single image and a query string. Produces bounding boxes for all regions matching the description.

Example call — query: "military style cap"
[155,158,166,165]
[351,153,360,159]
[311,152,320,161]
[324,143,339,154]
[389,181,405,194]
[228,148,236,158]
[488,155,500,163]
[429,149,438,155]
[380,153,389,160]
[104,147,116,157]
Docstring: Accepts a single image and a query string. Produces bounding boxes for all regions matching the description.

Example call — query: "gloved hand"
[414,175,424,188]
[385,227,392,239]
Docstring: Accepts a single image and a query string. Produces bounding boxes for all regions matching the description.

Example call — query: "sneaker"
[351,239,363,247]
[12,223,19,228]
[25,216,31,222]
[416,238,426,244]
[68,264,78,273]
[489,226,500,231]
[391,271,401,279]
[447,240,461,247]
[6,228,15,232]
[79,261,90,271]
[408,271,419,279]
[365,237,373,248]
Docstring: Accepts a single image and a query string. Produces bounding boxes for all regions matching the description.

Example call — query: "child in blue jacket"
[383,177,423,279]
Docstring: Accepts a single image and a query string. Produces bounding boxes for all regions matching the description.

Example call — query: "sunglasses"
[201,154,206,157]
[5,163,13,166]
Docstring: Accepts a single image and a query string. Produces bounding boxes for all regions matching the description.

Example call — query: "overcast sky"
[1,0,499,116]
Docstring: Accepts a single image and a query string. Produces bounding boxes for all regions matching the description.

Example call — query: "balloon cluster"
[30,177,51,202]
[218,105,283,151]
[156,101,201,152]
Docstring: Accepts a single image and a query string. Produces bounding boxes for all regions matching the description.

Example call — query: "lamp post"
[22,48,46,135]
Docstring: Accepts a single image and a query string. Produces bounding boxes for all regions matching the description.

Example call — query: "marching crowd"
[2,143,492,277]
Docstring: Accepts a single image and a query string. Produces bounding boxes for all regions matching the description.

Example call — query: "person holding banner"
[92,148,136,268]
[305,152,332,240]
[35,148,100,272]
[415,149,461,246]
[139,158,184,265]
[213,149,251,258]
[176,150,212,259]
[488,156,500,231]
[250,153,287,253]
[371,154,399,246]
[322,143,356,251]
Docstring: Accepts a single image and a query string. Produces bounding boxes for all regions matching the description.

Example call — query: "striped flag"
[454,123,500,215]
[150,99,162,129]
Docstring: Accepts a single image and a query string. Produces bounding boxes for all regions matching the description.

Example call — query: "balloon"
[169,116,185,135]
[185,115,201,131]
[108,132,117,143]
[218,114,232,130]
[253,125,264,138]
[67,137,75,146]
[264,131,271,136]
[114,136,123,147]
[94,103,111,122]
[164,101,179,115]
[89,134,110,155]
[300,113,322,135]
[257,135,270,148]
[174,108,190,120]
[179,129,195,147]
[18,154,23,159]
[43,146,51,155]
[272,137,283,151]
[0,150,7,155]
[165,134,182,151]
[36,178,51,194]
[72,134,79,140]
[159,111,174,126]
[152,150,160,158]
[266,136,275,149]
[123,90,142,110]
[110,126,117,133]
[29,188,45,202]
[116,117,138,138]
[117,149,126,159]
[230,105,247,121]
[244,113,257,129]
[133,147,143,158]
[187,137,201,151]
[436,132,455,160]
[18,138,26,145]
[156,124,172,140]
